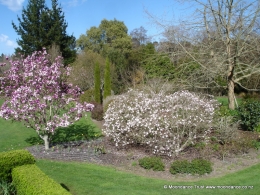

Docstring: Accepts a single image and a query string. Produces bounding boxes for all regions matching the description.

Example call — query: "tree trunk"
[226,29,235,110]
[228,78,235,110]
[42,135,50,150]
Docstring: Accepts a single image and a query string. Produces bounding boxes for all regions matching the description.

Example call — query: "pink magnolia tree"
[0,49,94,150]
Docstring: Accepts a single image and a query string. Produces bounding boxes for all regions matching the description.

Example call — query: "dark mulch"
[26,137,138,166]
[26,129,260,181]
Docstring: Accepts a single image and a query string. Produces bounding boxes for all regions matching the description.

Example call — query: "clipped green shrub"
[91,102,104,121]
[237,99,260,131]
[169,159,190,175]
[190,158,212,175]
[138,156,165,171]
[12,164,71,195]
[79,88,95,103]
[170,158,212,175]
[0,150,35,182]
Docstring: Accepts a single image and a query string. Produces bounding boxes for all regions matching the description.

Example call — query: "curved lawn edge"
[36,159,260,195]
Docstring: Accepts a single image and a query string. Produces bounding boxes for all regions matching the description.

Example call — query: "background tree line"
[8,0,260,110]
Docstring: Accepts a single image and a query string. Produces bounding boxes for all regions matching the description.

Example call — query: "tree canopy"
[12,0,76,65]
[77,19,132,94]
[130,26,151,47]
[147,0,260,109]
[77,19,132,57]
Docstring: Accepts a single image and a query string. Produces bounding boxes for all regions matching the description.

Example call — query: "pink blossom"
[0,49,94,150]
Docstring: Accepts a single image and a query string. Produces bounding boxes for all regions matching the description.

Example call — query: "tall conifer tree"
[12,0,76,65]
[104,58,112,99]
[94,62,101,104]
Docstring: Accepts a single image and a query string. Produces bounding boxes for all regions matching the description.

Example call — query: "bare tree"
[130,26,151,47]
[146,0,260,109]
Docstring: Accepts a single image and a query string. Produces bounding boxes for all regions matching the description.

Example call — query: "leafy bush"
[169,160,190,175]
[53,122,102,143]
[190,158,212,175]
[91,102,104,121]
[251,140,260,150]
[0,150,35,182]
[138,156,165,171]
[104,89,219,156]
[217,105,238,117]
[236,100,260,131]
[25,121,103,145]
[170,158,212,175]
[79,89,95,103]
[12,164,71,195]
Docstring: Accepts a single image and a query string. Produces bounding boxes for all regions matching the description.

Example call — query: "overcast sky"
[0,0,194,55]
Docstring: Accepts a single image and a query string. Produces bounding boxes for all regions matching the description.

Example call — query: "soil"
[26,120,260,181]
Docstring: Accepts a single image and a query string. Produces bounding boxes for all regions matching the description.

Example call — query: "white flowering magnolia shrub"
[103,89,219,156]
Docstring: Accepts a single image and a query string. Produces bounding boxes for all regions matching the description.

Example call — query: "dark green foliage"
[12,0,46,55]
[25,118,103,145]
[170,158,212,175]
[12,0,76,65]
[251,140,260,150]
[217,105,238,117]
[141,53,174,80]
[0,179,16,195]
[77,19,132,55]
[94,62,102,104]
[138,156,165,171]
[0,150,35,182]
[79,89,95,103]
[48,0,76,65]
[130,43,175,81]
[77,19,132,94]
[190,158,213,175]
[12,164,72,195]
[169,160,190,175]
[91,102,104,121]
[104,58,112,99]
[236,99,260,131]
[52,122,102,143]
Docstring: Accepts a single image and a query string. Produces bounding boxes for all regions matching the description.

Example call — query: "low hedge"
[0,150,35,182]
[170,158,212,175]
[12,164,72,195]
[139,156,165,171]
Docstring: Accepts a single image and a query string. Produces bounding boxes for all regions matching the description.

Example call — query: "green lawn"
[0,99,101,152]
[36,159,260,195]
[1,98,260,195]
[216,96,243,107]
[0,98,39,152]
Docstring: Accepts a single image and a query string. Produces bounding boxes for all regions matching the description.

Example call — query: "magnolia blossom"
[0,49,94,150]
[104,89,219,156]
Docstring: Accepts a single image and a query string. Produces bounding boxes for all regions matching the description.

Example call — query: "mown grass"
[0,98,38,152]
[216,96,243,107]
[36,159,260,195]
[1,97,260,195]
[0,98,102,152]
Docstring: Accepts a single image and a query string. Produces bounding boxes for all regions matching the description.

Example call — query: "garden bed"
[26,129,260,181]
